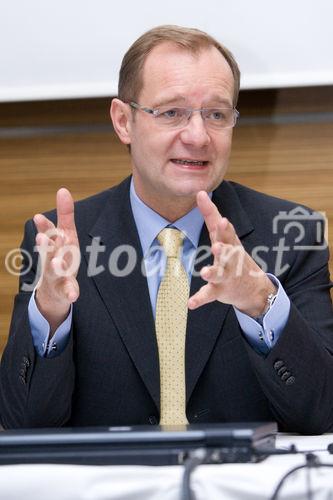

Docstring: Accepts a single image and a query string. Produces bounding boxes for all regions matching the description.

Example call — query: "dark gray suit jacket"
[1,177,333,433]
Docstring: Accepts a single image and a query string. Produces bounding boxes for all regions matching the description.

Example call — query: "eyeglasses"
[129,101,239,130]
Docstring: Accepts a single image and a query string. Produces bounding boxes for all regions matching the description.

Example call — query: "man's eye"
[209,110,226,120]
[161,108,180,118]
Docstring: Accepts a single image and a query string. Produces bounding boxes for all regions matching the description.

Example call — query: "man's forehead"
[140,43,234,102]
[143,42,229,72]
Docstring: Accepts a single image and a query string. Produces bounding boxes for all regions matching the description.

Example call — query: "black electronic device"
[0,421,277,466]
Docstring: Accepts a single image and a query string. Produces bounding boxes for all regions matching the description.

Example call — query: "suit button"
[281,371,291,381]
[22,356,30,367]
[149,416,158,425]
[286,376,296,385]
[277,366,287,376]
[19,367,26,376]
[274,360,284,370]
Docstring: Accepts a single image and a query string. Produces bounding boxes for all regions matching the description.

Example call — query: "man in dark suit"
[1,26,332,433]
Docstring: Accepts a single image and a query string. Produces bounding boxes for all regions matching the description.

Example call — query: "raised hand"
[188,191,276,317]
[34,188,80,335]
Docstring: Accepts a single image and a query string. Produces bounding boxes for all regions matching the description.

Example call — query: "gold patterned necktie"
[155,228,190,426]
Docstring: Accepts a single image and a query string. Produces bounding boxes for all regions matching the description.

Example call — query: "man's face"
[127,43,235,212]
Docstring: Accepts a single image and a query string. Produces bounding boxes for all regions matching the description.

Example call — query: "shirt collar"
[130,178,208,256]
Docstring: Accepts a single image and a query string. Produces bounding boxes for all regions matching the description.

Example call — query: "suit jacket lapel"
[81,178,254,411]
[82,179,160,410]
[186,181,254,402]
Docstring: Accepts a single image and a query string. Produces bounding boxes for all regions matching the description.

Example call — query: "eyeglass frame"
[128,101,240,129]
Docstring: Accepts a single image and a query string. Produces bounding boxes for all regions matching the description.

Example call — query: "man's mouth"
[171,159,208,167]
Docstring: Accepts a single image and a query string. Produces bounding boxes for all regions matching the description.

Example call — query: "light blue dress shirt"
[28,180,290,357]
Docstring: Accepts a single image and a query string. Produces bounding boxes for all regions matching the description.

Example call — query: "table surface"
[0,433,332,500]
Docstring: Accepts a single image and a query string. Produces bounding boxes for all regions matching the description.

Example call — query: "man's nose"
[179,112,211,147]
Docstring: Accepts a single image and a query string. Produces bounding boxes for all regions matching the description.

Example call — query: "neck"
[155,202,196,222]
[134,178,197,222]
[148,196,196,222]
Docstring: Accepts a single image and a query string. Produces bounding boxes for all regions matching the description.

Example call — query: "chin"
[173,179,219,197]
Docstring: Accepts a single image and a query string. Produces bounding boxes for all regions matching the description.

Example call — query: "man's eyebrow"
[207,95,233,107]
[152,95,233,108]
[152,96,187,107]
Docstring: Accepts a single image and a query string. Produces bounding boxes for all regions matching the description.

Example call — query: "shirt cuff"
[233,274,290,354]
[28,289,72,357]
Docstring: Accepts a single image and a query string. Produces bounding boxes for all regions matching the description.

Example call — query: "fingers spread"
[35,232,56,265]
[196,191,238,245]
[188,283,218,310]
[201,264,225,284]
[61,276,80,303]
[196,191,221,237]
[33,213,55,234]
[35,231,78,284]
[34,214,67,248]
[51,244,81,278]
[216,219,239,245]
[35,230,65,255]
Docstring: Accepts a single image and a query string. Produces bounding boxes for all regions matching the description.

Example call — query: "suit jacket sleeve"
[244,214,333,434]
[0,219,75,428]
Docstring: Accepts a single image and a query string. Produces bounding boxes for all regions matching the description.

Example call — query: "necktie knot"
[157,228,184,258]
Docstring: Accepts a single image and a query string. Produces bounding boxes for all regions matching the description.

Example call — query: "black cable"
[181,445,298,500]
[270,453,333,500]
[180,445,297,500]
[180,448,207,500]
[306,453,321,500]
[306,464,313,500]
[181,444,333,500]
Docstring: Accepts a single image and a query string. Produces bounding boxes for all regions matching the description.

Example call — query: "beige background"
[1,87,332,354]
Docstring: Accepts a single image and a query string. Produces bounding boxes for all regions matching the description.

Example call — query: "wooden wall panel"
[1,88,332,354]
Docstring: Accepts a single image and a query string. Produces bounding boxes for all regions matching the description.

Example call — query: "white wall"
[1,0,333,102]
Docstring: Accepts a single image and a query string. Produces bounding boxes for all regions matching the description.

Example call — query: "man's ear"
[110,98,132,145]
